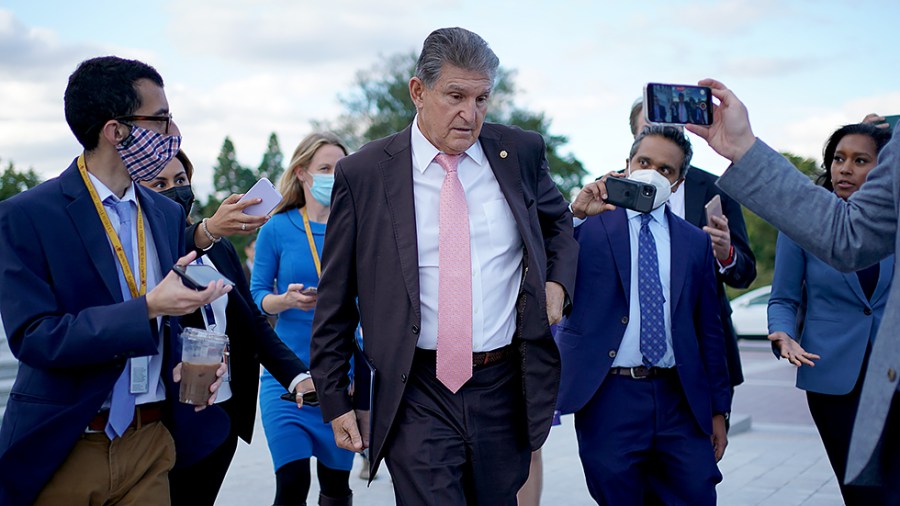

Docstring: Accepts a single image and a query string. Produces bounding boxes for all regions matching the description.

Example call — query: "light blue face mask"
[309,173,335,207]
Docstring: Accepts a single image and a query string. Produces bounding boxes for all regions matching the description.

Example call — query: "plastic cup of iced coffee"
[179,327,228,405]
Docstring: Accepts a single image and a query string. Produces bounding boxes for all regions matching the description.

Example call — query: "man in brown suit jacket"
[310,27,578,505]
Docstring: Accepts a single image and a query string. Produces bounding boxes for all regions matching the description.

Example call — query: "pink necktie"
[435,153,472,393]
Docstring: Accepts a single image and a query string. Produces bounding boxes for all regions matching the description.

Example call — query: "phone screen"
[645,83,713,126]
[884,115,900,130]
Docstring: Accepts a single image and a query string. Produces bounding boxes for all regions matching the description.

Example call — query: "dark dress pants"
[574,373,721,506]
[384,350,531,505]
[169,399,239,506]
[806,363,895,505]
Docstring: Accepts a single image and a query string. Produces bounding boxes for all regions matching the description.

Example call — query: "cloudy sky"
[2,0,899,197]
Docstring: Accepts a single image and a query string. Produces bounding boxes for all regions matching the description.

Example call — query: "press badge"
[130,356,150,394]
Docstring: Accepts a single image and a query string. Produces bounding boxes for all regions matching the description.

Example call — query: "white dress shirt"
[88,172,166,405]
[191,255,232,402]
[668,182,686,219]
[410,118,524,352]
[612,205,676,368]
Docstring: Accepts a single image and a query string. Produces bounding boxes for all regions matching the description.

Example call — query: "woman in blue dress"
[251,132,355,506]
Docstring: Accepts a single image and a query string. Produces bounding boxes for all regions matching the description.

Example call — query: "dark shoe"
[318,492,352,506]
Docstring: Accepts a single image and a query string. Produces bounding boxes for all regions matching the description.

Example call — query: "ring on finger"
[241,223,247,231]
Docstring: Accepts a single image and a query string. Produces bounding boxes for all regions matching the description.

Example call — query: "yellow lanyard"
[77,154,147,298]
[300,207,322,278]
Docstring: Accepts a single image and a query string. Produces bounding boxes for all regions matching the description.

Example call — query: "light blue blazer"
[768,232,893,395]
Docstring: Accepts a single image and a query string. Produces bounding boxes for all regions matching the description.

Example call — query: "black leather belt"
[608,366,676,379]
[415,345,513,369]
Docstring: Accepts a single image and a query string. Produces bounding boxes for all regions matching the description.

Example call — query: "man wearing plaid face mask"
[0,56,232,505]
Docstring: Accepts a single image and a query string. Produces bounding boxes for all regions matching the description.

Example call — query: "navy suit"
[556,207,730,503]
[0,161,228,505]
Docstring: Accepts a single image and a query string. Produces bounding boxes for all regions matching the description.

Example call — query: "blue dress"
[251,209,355,472]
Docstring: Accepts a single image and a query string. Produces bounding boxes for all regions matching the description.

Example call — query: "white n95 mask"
[627,169,675,210]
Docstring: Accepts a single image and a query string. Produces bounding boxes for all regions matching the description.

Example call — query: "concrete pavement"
[217,341,845,505]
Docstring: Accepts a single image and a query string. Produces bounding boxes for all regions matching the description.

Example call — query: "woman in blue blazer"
[768,123,893,504]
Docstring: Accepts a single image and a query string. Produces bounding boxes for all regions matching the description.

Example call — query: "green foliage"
[729,151,820,298]
[0,159,42,201]
[212,136,256,200]
[257,133,284,184]
[313,51,587,196]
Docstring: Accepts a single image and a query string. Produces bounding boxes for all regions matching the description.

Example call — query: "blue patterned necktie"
[638,213,666,366]
[105,198,137,439]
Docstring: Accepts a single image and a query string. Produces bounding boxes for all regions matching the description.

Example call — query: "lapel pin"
[500,150,508,159]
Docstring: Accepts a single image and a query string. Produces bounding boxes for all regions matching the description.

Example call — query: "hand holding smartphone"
[238,177,283,216]
[280,390,320,406]
[173,264,235,290]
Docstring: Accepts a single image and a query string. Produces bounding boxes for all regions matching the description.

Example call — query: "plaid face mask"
[116,124,182,182]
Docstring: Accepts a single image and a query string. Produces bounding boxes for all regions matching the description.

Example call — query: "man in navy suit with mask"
[556,126,730,504]
[0,56,231,505]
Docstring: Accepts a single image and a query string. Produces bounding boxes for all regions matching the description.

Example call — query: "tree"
[257,133,285,184]
[0,159,41,201]
[212,136,256,199]
[314,51,587,196]
[732,152,820,297]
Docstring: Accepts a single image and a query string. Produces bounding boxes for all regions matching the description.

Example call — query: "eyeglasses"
[115,113,173,134]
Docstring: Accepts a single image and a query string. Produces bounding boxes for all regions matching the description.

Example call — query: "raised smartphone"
[644,82,713,126]
[239,177,283,216]
[605,177,656,214]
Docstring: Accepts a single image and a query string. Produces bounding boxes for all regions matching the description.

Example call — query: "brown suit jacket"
[310,122,578,475]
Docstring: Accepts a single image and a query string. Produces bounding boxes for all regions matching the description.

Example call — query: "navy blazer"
[768,232,893,395]
[0,161,228,505]
[555,207,731,434]
[310,123,579,476]
[683,167,756,388]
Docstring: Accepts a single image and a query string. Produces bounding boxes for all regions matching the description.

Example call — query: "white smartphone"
[705,194,723,225]
[239,177,283,216]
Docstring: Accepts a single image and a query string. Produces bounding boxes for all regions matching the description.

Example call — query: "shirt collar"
[87,171,138,205]
[410,114,486,173]
[626,203,668,225]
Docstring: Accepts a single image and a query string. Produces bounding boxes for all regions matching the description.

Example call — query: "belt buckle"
[630,367,650,379]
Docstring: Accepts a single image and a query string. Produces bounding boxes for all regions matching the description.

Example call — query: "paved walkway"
[218,341,845,505]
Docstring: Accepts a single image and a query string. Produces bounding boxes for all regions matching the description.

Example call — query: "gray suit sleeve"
[716,135,898,272]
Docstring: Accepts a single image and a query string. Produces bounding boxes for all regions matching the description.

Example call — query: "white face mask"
[627,168,676,210]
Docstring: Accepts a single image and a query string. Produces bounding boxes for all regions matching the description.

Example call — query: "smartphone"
[300,286,318,296]
[173,264,235,290]
[280,390,320,407]
[604,176,656,214]
[644,82,713,126]
[884,114,900,130]
[239,177,283,216]
[705,194,723,225]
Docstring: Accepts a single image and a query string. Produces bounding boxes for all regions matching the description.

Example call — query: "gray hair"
[415,27,499,88]
[629,125,693,179]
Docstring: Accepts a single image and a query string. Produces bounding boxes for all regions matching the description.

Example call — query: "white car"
[730,285,772,340]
